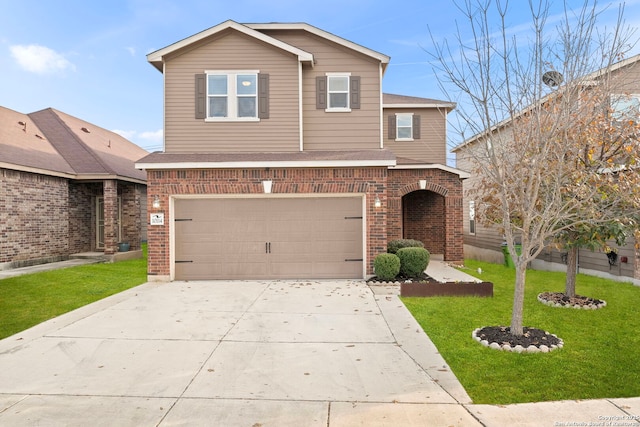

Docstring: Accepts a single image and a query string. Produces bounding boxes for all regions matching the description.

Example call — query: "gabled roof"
[246,22,390,72]
[0,106,147,183]
[147,20,391,73]
[383,93,455,109]
[147,20,315,72]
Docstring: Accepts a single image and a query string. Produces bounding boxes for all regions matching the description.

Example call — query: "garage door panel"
[175,197,363,280]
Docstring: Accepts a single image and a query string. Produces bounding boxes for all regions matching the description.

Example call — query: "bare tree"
[434,0,639,336]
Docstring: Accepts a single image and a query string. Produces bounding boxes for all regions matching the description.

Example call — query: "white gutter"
[136,159,397,170]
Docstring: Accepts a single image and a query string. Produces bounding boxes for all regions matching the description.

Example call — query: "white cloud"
[9,44,76,74]
[112,129,137,139]
[125,46,136,56]
[139,129,163,142]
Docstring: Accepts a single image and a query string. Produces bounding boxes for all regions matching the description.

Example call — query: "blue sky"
[1,0,638,153]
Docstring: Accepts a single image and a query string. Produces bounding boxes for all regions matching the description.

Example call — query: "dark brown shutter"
[388,115,396,139]
[316,76,327,109]
[412,114,421,139]
[195,74,206,119]
[350,76,360,109]
[258,73,269,119]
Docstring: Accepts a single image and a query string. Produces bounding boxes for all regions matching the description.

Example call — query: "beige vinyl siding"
[163,30,300,153]
[260,30,381,151]
[383,108,447,163]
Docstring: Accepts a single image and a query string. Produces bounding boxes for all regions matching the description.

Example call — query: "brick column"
[103,180,118,255]
[444,196,464,263]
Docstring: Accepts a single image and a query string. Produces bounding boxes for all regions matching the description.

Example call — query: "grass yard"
[0,251,147,340]
[402,259,640,405]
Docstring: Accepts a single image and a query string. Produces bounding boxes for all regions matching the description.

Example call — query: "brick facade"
[388,168,464,263]
[146,167,388,278]
[1,168,146,268]
[0,169,69,266]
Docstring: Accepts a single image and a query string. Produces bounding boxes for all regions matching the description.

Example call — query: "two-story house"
[136,20,469,281]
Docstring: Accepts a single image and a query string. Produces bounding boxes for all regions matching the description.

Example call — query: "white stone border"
[472,327,564,353]
[537,293,607,310]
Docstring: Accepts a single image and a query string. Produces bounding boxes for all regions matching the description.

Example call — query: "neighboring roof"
[136,149,396,169]
[383,93,456,110]
[147,20,315,72]
[0,106,147,183]
[392,156,470,178]
[451,53,640,152]
[147,20,391,73]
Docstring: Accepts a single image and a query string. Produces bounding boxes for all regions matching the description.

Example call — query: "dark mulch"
[366,273,439,284]
[475,325,562,348]
[538,291,606,309]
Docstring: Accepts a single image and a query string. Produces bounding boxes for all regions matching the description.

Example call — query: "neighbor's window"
[611,94,640,122]
[396,113,414,140]
[327,74,350,110]
[207,72,258,120]
[469,200,476,235]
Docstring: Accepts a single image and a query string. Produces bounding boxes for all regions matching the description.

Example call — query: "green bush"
[387,239,424,254]
[373,253,401,281]
[396,247,430,277]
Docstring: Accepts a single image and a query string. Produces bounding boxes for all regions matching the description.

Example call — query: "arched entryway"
[402,190,446,256]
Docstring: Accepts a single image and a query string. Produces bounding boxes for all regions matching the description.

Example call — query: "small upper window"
[396,113,413,140]
[327,74,350,111]
[611,94,640,122]
[206,72,258,120]
[469,200,476,235]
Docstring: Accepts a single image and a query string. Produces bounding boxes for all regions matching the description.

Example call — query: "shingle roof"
[0,106,147,182]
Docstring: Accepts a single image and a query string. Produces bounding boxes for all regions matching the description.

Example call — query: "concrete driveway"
[0,279,480,426]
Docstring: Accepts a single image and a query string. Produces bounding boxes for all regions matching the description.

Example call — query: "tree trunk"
[510,261,527,336]
[565,246,578,298]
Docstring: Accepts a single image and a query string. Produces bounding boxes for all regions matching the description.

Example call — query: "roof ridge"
[29,108,116,175]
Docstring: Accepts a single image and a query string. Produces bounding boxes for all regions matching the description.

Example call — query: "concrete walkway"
[0,263,638,425]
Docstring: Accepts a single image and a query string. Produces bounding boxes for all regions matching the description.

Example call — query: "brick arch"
[397,181,449,198]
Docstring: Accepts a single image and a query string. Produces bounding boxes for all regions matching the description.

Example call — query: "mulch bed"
[537,291,607,310]
[472,326,564,353]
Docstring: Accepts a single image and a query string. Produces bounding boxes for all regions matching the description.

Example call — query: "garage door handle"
[265,242,271,253]
[345,258,363,262]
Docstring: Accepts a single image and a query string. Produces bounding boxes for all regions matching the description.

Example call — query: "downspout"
[299,61,304,151]
[162,61,167,153]
[379,63,384,149]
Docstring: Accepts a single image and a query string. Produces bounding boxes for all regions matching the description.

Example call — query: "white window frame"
[326,73,351,112]
[395,113,414,141]
[205,70,260,122]
[610,93,640,122]
[469,200,476,235]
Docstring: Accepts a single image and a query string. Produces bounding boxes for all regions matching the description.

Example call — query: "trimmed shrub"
[396,247,430,277]
[373,253,401,281]
[387,239,424,254]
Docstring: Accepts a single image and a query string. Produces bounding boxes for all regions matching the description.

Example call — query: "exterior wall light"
[262,180,273,194]
[374,195,381,208]
[152,195,161,209]
[419,179,427,190]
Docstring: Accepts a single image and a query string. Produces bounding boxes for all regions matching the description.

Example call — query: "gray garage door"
[174,197,363,280]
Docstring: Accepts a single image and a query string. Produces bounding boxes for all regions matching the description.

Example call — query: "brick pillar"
[103,180,118,255]
[444,196,464,263]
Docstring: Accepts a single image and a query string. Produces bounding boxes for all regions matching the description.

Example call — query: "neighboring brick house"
[0,106,148,270]
[453,54,640,285]
[137,20,468,281]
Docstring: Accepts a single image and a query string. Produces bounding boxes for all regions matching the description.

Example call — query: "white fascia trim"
[136,160,397,170]
[245,22,390,65]
[389,163,471,178]
[384,103,456,109]
[0,162,76,179]
[147,20,314,66]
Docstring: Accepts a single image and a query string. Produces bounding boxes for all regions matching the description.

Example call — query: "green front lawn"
[403,259,640,404]
[0,251,147,340]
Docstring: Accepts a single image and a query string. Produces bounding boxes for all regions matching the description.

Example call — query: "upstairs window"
[316,74,360,112]
[469,200,476,235]
[387,114,421,140]
[611,94,640,122]
[195,72,269,121]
